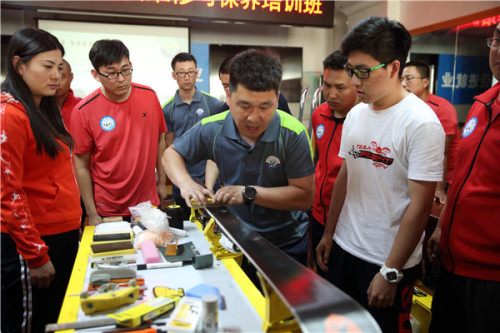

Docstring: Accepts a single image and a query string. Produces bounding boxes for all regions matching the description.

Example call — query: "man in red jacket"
[56,59,81,131]
[428,22,500,333]
[311,50,357,276]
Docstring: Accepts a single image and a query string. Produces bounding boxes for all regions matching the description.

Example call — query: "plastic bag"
[129,201,174,247]
[129,201,169,233]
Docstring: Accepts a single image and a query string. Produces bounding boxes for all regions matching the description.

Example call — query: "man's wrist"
[380,264,404,283]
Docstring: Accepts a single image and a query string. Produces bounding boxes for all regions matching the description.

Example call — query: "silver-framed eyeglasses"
[98,68,133,80]
[344,63,385,79]
[486,37,500,49]
[175,70,197,78]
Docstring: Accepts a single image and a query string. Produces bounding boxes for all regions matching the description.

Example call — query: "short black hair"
[89,39,129,71]
[403,60,430,78]
[341,16,411,75]
[171,52,197,71]
[219,55,233,76]
[323,50,346,71]
[229,48,282,95]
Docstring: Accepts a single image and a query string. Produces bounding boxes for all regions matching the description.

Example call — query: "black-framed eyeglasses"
[98,68,133,80]
[175,70,197,78]
[344,63,385,79]
[401,76,426,82]
[486,37,500,49]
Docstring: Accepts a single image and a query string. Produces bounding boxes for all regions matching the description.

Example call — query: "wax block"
[186,284,224,309]
[140,240,161,264]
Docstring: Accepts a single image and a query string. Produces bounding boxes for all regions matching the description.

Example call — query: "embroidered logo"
[462,117,477,138]
[316,124,325,139]
[265,155,281,171]
[196,108,205,117]
[349,141,393,169]
[100,116,116,132]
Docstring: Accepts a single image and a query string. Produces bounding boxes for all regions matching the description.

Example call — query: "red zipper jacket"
[1,92,81,268]
[440,82,500,281]
[312,103,345,225]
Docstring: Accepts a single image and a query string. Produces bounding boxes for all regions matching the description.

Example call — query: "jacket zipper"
[446,97,497,272]
[319,115,340,224]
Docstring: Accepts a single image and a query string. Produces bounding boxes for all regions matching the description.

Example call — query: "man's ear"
[423,77,430,90]
[389,60,401,79]
[91,69,100,82]
[172,71,176,80]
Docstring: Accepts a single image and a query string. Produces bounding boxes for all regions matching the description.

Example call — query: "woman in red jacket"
[1,28,81,333]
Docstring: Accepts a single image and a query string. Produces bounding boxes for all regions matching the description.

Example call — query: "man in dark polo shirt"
[162,49,314,265]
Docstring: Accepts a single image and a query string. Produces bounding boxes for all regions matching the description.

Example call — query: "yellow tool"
[203,218,243,261]
[153,286,185,298]
[80,279,140,314]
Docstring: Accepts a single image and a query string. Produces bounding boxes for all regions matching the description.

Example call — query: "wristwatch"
[380,264,404,283]
[242,186,257,205]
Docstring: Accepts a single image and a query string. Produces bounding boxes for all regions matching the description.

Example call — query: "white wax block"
[95,221,132,234]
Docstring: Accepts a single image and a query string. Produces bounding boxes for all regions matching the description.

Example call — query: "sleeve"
[407,117,445,181]
[0,105,50,268]
[438,103,459,136]
[162,102,174,133]
[70,105,94,154]
[173,121,211,165]
[153,95,167,134]
[209,96,225,116]
[283,128,315,179]
[339,109,354,159]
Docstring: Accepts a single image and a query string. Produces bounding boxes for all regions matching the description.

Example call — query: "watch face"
[386,271,397,282]
[244,186,257,200]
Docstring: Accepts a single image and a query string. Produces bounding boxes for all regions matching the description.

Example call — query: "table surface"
[56,221,263,332]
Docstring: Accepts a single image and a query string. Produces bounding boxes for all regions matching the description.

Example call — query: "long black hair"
[1,27,73,159]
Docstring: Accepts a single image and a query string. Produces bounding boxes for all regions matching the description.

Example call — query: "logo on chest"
[265,155,281,171]
[462,117,477,138]
[316,124,325,139]
[196,108,205,117]
[349,141,393,169]
[100,116,116,132]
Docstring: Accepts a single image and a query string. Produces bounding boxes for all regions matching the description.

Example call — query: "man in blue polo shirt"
[162,49,314,265]
[163,52,224,210]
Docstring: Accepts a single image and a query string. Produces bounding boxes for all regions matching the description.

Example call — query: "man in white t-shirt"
[316,16,444,333]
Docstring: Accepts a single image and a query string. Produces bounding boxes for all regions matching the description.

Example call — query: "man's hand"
[315,235,333,272]
[213,186,245,205]
[434,189,447,204]
[180,179,214,207]
[30,260,55,288]
[88,214,103,226]
[157,183,168,202]
[427,226,442,266]
[367,273,397,308]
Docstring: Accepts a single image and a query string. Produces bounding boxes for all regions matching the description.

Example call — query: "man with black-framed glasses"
[402,60,460,205]
[316,17,445,333]
[70,39,167,225]
[162,52,224,214]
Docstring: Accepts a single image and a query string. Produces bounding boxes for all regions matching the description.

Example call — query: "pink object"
[140,240,161,264]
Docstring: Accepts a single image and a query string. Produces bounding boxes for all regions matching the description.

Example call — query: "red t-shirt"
[70,83,167,216]
[426,93,460,183]
[311,103,345,225]
[60,89,82,132]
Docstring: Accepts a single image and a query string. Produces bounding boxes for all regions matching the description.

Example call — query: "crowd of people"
[1,16,499,333]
